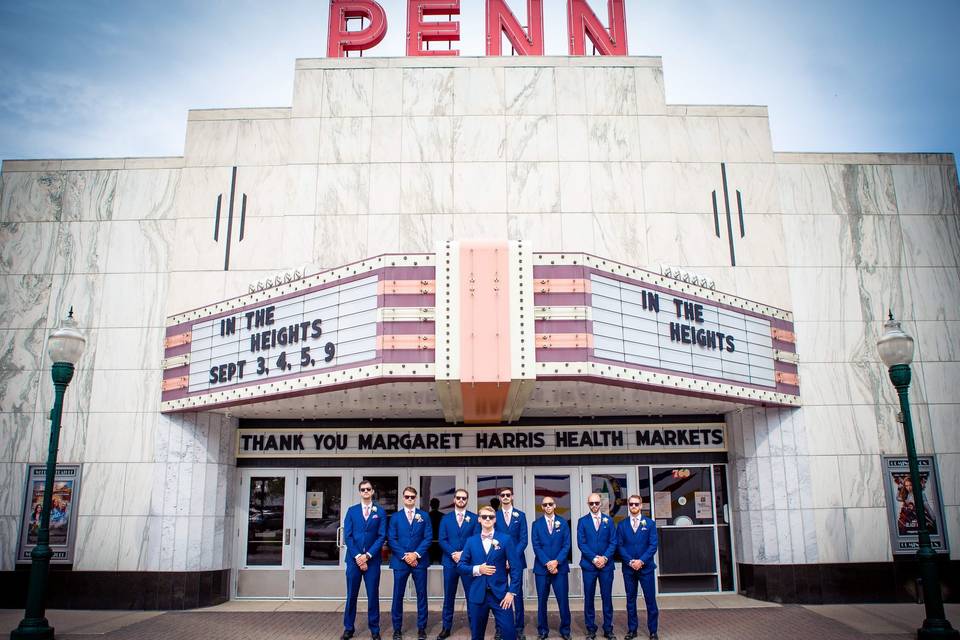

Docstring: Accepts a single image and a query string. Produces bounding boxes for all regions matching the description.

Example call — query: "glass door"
[237,469,296,598]
[411,468,467,597]
[293,470,351,597]
[649,465,718,593]
[468,468,525,593]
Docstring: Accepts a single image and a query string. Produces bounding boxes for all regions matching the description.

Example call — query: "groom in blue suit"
[530,496,571,640]
[458,505,522,640]
[342,479,387,640]
[616,495,659,640]
[576,493,617,640]
[389,486,432,640]
[437,488,477,639]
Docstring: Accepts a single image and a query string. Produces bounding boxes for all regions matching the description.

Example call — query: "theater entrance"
[234,464,735,599]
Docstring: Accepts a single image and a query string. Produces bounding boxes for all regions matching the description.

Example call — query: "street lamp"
[877,312,958,640]
[11,309,86,640]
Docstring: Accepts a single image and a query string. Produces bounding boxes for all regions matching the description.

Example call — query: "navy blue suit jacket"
[494,508,528,569]
[576,513,617,573]
[531,515,571,575]
[616,516,658,573]
[388,508,432,571]
[457,533,522,604]
[438,510,478,568]
[344,502,387,565]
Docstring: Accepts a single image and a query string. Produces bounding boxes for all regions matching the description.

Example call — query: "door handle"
[337,526,345,548]
[285,528,291,545]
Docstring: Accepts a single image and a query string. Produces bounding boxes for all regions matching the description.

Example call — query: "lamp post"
[877,312,958,640]
[11,310,86,640]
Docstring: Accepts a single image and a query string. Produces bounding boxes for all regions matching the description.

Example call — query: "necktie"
[363,505,370,520]
[504,510,511,526]
[457,512,463,527]
[547,519,553,535]
[407,510,414,525]
[594,516,600,531]
[632,518,639,533]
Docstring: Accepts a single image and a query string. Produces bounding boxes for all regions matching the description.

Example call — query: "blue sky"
[1,0,958,162]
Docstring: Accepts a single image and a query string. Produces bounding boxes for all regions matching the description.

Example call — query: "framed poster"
[17,464,82,564]
[882,456,949,555]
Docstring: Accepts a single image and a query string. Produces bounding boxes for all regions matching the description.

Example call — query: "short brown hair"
[478,505,495,515]
[403,486,417,496]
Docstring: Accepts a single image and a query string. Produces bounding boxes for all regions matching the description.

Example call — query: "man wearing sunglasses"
[616,496,659,640]
[437,489,477,640]
[342,480,387,640]
[531,497,571,640]
[494,487,528,640]
[457,505,522,640]
[388,486,432,640]
[576,493,617,640]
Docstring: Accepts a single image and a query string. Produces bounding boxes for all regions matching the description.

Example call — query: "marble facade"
[1,56,958,596]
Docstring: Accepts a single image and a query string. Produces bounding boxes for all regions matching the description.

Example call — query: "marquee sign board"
[590,273,776,388]
[236,423,727,458]
[161,255,437,413]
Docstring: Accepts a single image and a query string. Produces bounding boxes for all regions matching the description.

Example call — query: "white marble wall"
[0,160,237,572]
[1,57,959,575]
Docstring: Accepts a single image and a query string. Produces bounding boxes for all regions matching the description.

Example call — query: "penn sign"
[327,0,629,57]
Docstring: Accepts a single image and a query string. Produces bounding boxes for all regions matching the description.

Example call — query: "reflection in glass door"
[650,465,719,593]
[582,467,635,597]
[412,469,466,598]
[531,470,575,565]
[360,471,403,564]
[237,469,295,598]
[293,471,350,597]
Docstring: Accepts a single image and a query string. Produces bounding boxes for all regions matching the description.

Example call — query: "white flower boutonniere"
[491,539,500,549]
[372,506,378,513]
[415,513,423,523]
[553,520,561,530]
[602,516,609,525]
[465,515,471,522]
[639,518,645,526]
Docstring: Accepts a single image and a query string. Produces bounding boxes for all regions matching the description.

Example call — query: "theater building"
[1,48,959,607]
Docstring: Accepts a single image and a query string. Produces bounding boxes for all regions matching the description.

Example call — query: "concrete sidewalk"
[1,598,956,639]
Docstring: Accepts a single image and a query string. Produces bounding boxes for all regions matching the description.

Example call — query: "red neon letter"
[567,0,628,56]
[485,0,544,56]
[406,0,460,56]
[326,0,388,58]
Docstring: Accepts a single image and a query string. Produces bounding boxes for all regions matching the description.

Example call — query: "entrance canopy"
[161,241,799,421]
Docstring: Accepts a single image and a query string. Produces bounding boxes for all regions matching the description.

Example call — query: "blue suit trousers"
[534,572,571,636]
[392,566,428,631]
[469,590,516,640]
[441,563,472,630]
[623,568,659,635]
[344,562,381,634]
[582,570,614,634]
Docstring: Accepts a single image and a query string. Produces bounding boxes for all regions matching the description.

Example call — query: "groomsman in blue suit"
[458,505,522,640]
[576,493,617,640]
[616,495,659,640]
[494,487,527,640]
[389,486,432,640]
[530,496,571,640]
[342,479,387,640]
[437,488,477,639]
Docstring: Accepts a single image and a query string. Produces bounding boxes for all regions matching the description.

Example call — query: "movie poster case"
[17,464,82,564]
[882,456,950,555]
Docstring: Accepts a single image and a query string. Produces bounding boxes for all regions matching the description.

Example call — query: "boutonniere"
[415,514,423,523]
[553,520,560,530]
[372,506,378,513]
[465,515,471,522]
[602,516,609,525]
[639,518,645,526]
[491,539,500,550]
